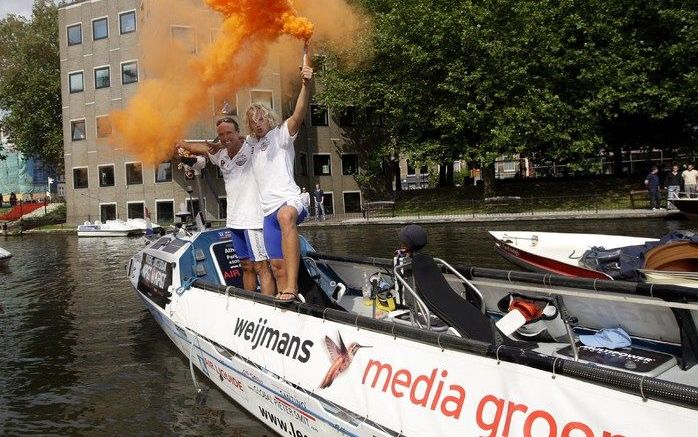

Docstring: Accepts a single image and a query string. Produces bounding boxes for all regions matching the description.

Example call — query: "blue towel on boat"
[578,328,631,349]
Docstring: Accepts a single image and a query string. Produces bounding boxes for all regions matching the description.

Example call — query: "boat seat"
[411,252,523,346]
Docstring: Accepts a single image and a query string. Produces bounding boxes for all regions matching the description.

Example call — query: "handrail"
[434,257,486,314]
[393,261,433,331]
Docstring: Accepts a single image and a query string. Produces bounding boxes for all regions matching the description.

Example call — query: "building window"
[71,120,86,141]
[67,24,82,46]
[125,162,143,185]
[100,203,117,221]
[218,197,227,219]
[121,61,138,84]
[119,11,136,34]
[313,154,331,176]
[127,202,145,219]
[98,165,115,187]
[156,200,174,223]
[69,71,84,93]
[323,192,334,215]
[343,192,362,213]
[503,160,517,173]
[298,152,308,176]
[250,90,273,109]
[92,17,108,41]
[96,115,111,138]
[73,167,88,189]
[187,199,204,217]
[342,154,359,175]
[339,106,356,127]
[310,104,328,126]
[155,161,172,183]
[94,66,110,89]
[171,25,196,54]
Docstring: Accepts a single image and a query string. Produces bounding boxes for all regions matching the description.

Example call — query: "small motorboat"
[489,231,654,279]
[127,224,698,436]
[77,218,161,237]
[491,230,698,287]
[125,218,162,235]
[0,246,11,265]
[77,219,142,237]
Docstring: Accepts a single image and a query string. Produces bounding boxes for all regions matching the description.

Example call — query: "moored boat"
[489,231,654,279]
[128,226,698,436]
[77,219,155,237]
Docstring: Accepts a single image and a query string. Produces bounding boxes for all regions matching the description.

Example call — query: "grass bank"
[392,175,647,216]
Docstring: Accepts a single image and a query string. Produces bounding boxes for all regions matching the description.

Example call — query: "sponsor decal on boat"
[320,332,370,388]
[259,405,309,437]
[204,356,244,391]
[360,357,623,436]
[233,317,314,363]
[216,229,233,240]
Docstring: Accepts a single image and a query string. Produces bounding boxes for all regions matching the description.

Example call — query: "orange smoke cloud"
[110,0,314,165]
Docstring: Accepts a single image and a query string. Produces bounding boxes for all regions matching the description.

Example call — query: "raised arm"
[287,42,313,137]
[174,140,218,157]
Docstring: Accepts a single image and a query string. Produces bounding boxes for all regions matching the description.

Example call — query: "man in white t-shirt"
[244,43,313,301]
[176,118,275,296]
[682,163,698,198]
[300,187,311,212]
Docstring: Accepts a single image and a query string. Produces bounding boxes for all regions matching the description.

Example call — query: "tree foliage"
[318,0,697,191]
[0,0,62,172]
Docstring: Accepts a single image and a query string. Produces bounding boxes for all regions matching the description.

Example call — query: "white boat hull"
[128,230,698,436]
[130,277,698,435]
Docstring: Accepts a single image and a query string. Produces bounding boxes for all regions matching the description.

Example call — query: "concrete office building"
[59,0,363,225]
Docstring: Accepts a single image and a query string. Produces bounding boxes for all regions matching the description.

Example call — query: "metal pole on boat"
[555,295,579,361]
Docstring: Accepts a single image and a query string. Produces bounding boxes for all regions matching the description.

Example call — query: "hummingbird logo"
[319,332,371,389]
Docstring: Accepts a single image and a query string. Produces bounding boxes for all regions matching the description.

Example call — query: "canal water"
[0,218,689,435]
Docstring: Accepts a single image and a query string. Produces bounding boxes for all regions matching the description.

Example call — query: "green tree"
[318,0,697,195]
[0,0,62,172]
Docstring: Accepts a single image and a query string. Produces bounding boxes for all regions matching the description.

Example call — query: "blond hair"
[244,103,281,136]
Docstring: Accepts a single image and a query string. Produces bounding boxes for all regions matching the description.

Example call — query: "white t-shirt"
[682,169,698,185]
[208,143,263,229]
[248,121,302,216]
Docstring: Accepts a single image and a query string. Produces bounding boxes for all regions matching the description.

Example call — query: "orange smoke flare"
[110,0,314,165]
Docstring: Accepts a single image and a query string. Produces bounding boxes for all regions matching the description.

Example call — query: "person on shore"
[175,117,276,297]
[682,163,698,198]
[314,184,325,221]
[0,193,3,208]
[645,166,661,210]
[245,43,313,302]
[300,187,311,213]
[9,192,16,207]
[665,164,682,210]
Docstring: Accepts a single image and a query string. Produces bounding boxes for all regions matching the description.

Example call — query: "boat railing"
[393,260,435,331]
[433,257,486,314]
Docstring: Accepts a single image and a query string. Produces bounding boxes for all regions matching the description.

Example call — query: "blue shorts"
[230,228,268,261]
[262,202,307,259]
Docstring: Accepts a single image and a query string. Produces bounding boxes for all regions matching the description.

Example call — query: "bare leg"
[254,260,276,296]
[277,205,300,295]
[270,259,286,293]
[240,259,256,291]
